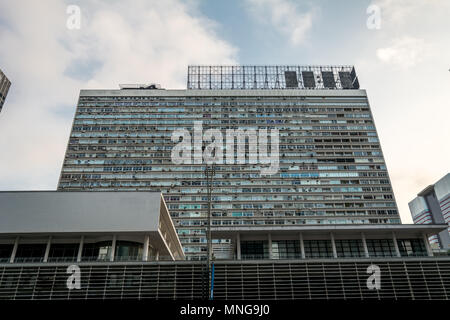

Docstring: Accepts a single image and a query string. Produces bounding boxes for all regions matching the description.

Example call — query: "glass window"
[15,244,46,262]
[272,240,301,259]
[82,241,112,261]
[240,241,268,260]
[397,239,427,257]
[366,239,396,257]
[304,240,333,258]
[115,241,143,261]
[48,243,79,262]
[0,244,13,262]
[335,239,364,258]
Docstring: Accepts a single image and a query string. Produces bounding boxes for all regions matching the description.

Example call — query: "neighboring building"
[0,68,11,112]
[58,65,401,260]
[0,191,185,263]
[409,173,450,250]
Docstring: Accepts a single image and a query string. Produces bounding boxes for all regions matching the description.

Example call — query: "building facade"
[211,224,445,260]
[409,173,450,250]
[0,68,11,112]
[1,258,450,300]
[0,192,448,300]
[58,65,400,260]
[0,191,185,264]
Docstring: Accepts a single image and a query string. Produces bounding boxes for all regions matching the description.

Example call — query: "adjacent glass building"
[409,173,450,250]
[58,65,401,260]
[0,68,11,112]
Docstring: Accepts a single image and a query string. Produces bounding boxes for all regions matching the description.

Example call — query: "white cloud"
[356,1,450,223]
[376,36,428,68]
[0,0,238,190]
[373,0,449,26]
[245,0,316,46]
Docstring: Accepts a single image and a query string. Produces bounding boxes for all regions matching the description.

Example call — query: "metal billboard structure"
[187,65,360,90]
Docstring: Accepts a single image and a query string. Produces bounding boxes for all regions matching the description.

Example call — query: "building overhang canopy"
[211,224,448,239]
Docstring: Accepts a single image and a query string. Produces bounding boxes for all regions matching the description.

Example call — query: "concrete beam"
[9,236,19,263]
[110,235,117,262]
[361,232,369,258]
[143,235,150,261]
[236,233,241,260]
[423,233,433,257]
[330,233,337,258]
[268,233,273,260]
[43,236,52,263]
[77,235,84,262]
[299,233,305,259]
[392,232,401,257]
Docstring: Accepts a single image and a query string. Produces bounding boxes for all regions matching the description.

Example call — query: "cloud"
[356,1,450,223]
[245,0,316,46]
[376,36,428,68]
[0,0,238,190]
[373,0,449,27]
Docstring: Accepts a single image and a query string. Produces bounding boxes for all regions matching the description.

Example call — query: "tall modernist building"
[409,173,450,250]
[58,66,401,260]
[0,68,11,112]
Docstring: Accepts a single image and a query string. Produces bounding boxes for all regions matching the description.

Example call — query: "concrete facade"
[0,191,185,262]
[58,66,400,260]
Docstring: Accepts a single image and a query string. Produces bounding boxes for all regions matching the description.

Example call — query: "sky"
[0,0,449,223]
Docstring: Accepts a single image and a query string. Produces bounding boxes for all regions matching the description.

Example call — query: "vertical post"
[236,233,241,260]
[77,235,84,262]
[155,250,160,261]
[299,233,305,259]
[330,232,337,258]
[43,236,52,263]
[205,165,215,300]
[110,235,117,262]
[361,232,369,258]
[9,236,19,264]
[210,263,215,300]
[392,232,401,257]
[268,233,273,260]
[143,235,150,261]
[423,233,433,257]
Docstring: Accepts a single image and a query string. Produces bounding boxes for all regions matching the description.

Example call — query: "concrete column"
[392,232,401,257]
[423,233,433,257]
[330,233,337,258]
[268,233,273,260]
[155,250,160,261]
[143,235,150,261]
[43,236,52,263]
[361,232,369,258]
[110,235,117,262]
[236,233,241,260]
[77,235,84,262]
[149,246,154,260]
[9,236,19,264]
[299,233,305,259]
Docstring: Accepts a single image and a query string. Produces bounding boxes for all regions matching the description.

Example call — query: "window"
[14,244,46,262]
[304,240,333,258]
[240,241,268,260]
[366,239,396,257]
[48,243,79,262]
[397,239,427,257]
[336,239,364,258]
[272,240,301,259]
